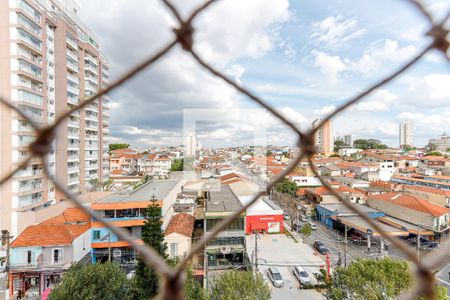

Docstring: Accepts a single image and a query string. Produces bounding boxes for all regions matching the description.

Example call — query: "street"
[246,234,326,300]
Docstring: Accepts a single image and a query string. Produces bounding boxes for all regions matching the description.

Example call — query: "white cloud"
[311,50,346,82]
[310,15,366,48]
[347,40,416,76]
[279,106,308,126]
[314,105,336,115]
[349,89,398,112]
[406,73,450,107]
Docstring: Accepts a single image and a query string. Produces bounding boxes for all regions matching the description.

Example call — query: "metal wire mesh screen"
[1,0,449,299]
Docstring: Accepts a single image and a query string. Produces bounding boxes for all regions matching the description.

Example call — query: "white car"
[308,222,317,230]
[300,215,308,222]
[267,267,284,288]
[293,266,311,285]
[283,214,290,220]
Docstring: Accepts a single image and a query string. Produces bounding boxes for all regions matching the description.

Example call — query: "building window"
[27,250,32,264]
[53,248,63,264]
[170,243,178,257]
[104,210,115,218]
[93,230,101,240]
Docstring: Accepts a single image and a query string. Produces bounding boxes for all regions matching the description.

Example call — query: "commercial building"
[399,121,413,148]
[238,196,283,234]
[428,133,450,152]
[312,118,334,154]
[8,208,91,298]
[0,0,109,237]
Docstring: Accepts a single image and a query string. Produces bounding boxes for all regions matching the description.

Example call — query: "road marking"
[436,278,450,286]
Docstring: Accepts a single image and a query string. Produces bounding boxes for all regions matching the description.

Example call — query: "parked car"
[308,222,317,230]
[267,267,284,287]
[284,214,290,220]
[293,266,311,285]
[314,240,330,255]
[300,215,308,222]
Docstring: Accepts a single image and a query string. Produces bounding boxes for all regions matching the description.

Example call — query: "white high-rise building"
[185,135,197,157]
[343,134,353,147]
[399,121,413,148]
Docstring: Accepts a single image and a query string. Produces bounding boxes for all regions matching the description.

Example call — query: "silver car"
[293,266,311,285]
[267,267,284,287]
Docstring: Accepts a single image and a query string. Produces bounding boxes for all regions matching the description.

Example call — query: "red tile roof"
[11,208,90,247]
[403,185,450,197]
[164,213,195,237]
[308,185,365,196]
[370,192,450,217]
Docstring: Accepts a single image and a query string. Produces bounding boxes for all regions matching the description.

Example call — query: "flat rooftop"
[317,203,380,216]
[332,215,409,237]
[99,180,179,203]
[207,185,243,213]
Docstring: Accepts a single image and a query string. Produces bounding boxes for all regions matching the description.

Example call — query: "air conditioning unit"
[220,246,231,254]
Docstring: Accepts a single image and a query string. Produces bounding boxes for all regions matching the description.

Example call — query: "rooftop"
[99,180,179,204]
[207,185,243,213]
[164,213,195,237]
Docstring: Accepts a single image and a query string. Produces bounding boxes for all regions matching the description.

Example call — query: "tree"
[416,285,449,300]
[184,265,207,300]
[426,151,443,156]
[299,223,312,242]
[266,149,273,157]
[170,159,184,171]
[329,153,340,157]
[131,195,167,299]
[276,179,298,195]
[109,143,130,152]
[334,140,346,152]
[89,178,100,190]
[49,262,131,300]
[427,143,438,151]
[327,257,413,300]
[354,139,388,150]
[209,271,271,300]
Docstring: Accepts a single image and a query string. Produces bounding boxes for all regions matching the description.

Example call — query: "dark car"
[314,240,330,255]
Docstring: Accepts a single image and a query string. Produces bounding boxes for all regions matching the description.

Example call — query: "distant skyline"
[78,0,450,148]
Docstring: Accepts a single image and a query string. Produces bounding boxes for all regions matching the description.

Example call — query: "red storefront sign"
[246,214,284,234]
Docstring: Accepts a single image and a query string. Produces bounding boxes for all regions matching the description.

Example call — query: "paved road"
[436,263,450,296]
[246,234,325,300]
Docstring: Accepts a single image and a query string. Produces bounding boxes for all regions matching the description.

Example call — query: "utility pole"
[254,230,258,271]
[336,231,342,267]
[344,224,348,268]
[2,230,13,300]
[108,234,111,262]
[416,227,421,261]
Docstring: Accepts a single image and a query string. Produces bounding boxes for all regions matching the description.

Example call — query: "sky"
[77,0,450,148]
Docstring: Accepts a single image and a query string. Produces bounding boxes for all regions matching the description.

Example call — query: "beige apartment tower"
[0,0,109,236]
[312,118,334,155]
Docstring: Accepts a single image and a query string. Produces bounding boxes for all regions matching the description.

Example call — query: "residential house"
[402,185,450,207]
[367,193,450,234]
[9,208,91,298]
[304,185,366,205]
[164,213,195,259]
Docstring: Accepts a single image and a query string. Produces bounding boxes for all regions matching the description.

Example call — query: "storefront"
[238,196,284,234]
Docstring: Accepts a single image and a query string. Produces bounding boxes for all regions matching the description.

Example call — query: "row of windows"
[206,218,244,231]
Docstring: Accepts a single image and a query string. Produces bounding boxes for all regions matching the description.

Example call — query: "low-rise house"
[367,193,450,234]
[288,175,322,187]
[333,177,370,189]
[164,213,195,259]
[304,185,366,204]
[402,185,450,208]
[9,208,91,298]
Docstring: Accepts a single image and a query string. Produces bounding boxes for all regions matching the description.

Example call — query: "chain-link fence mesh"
[0,0,449,299]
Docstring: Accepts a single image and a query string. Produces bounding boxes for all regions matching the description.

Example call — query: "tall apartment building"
[312,118,334,154]
[0,0,109,236]
[399,121,413,148]
[185,134,197,157]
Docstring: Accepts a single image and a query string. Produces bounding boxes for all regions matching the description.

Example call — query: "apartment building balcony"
[67,154,80,162]
[85,64,98,76]
[84,83,98,94]
[68,118,79,128]
[85,154,99,161]
[85,124,99,132]
[16,0,42,24]
[15,12,42,37]
[85,143,98,150]
[68,176,80,184]
[67,131,79,140]
[67,165,79,174]
[16,29,42,52]
[67,72,79,84]
[15,167,43,179]
[17,60,42,79]
[85,53,98,66]
[18,192,44,208]
[67,49,78,62]
[67,84,79,95]
[67,94,79,105]
[85,133,98,141]
[85,164,99,171]
[17,183,44,196]
[67,142,80,150]
[85,113,98,122]
[68,184,80,194]
[85,74,98,85]
[16,47,43,66]
[67,59,79,73]
[66,35,78,51]
[85,104,99,114]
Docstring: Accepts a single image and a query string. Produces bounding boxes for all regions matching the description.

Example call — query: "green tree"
[327,257,413,300]
[266,150,273,157]
[131,195,167,299]
[276,179,298,195]
[170,159,184,171]
[300,223,312,242]
[354,139,388,150]
[416,285,449,300]
[50,262,131,300]
[109,143,130,152]
[426,151,443,156]
[334,140,346,152]
[209,271,270,300]
[427,143,438,151]
[184,265,208,300]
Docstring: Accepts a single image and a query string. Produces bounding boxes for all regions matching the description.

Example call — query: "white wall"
[291,176,322,187]
[162,180,185,230]
[72,229,92,262]
[165,233,191,258]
